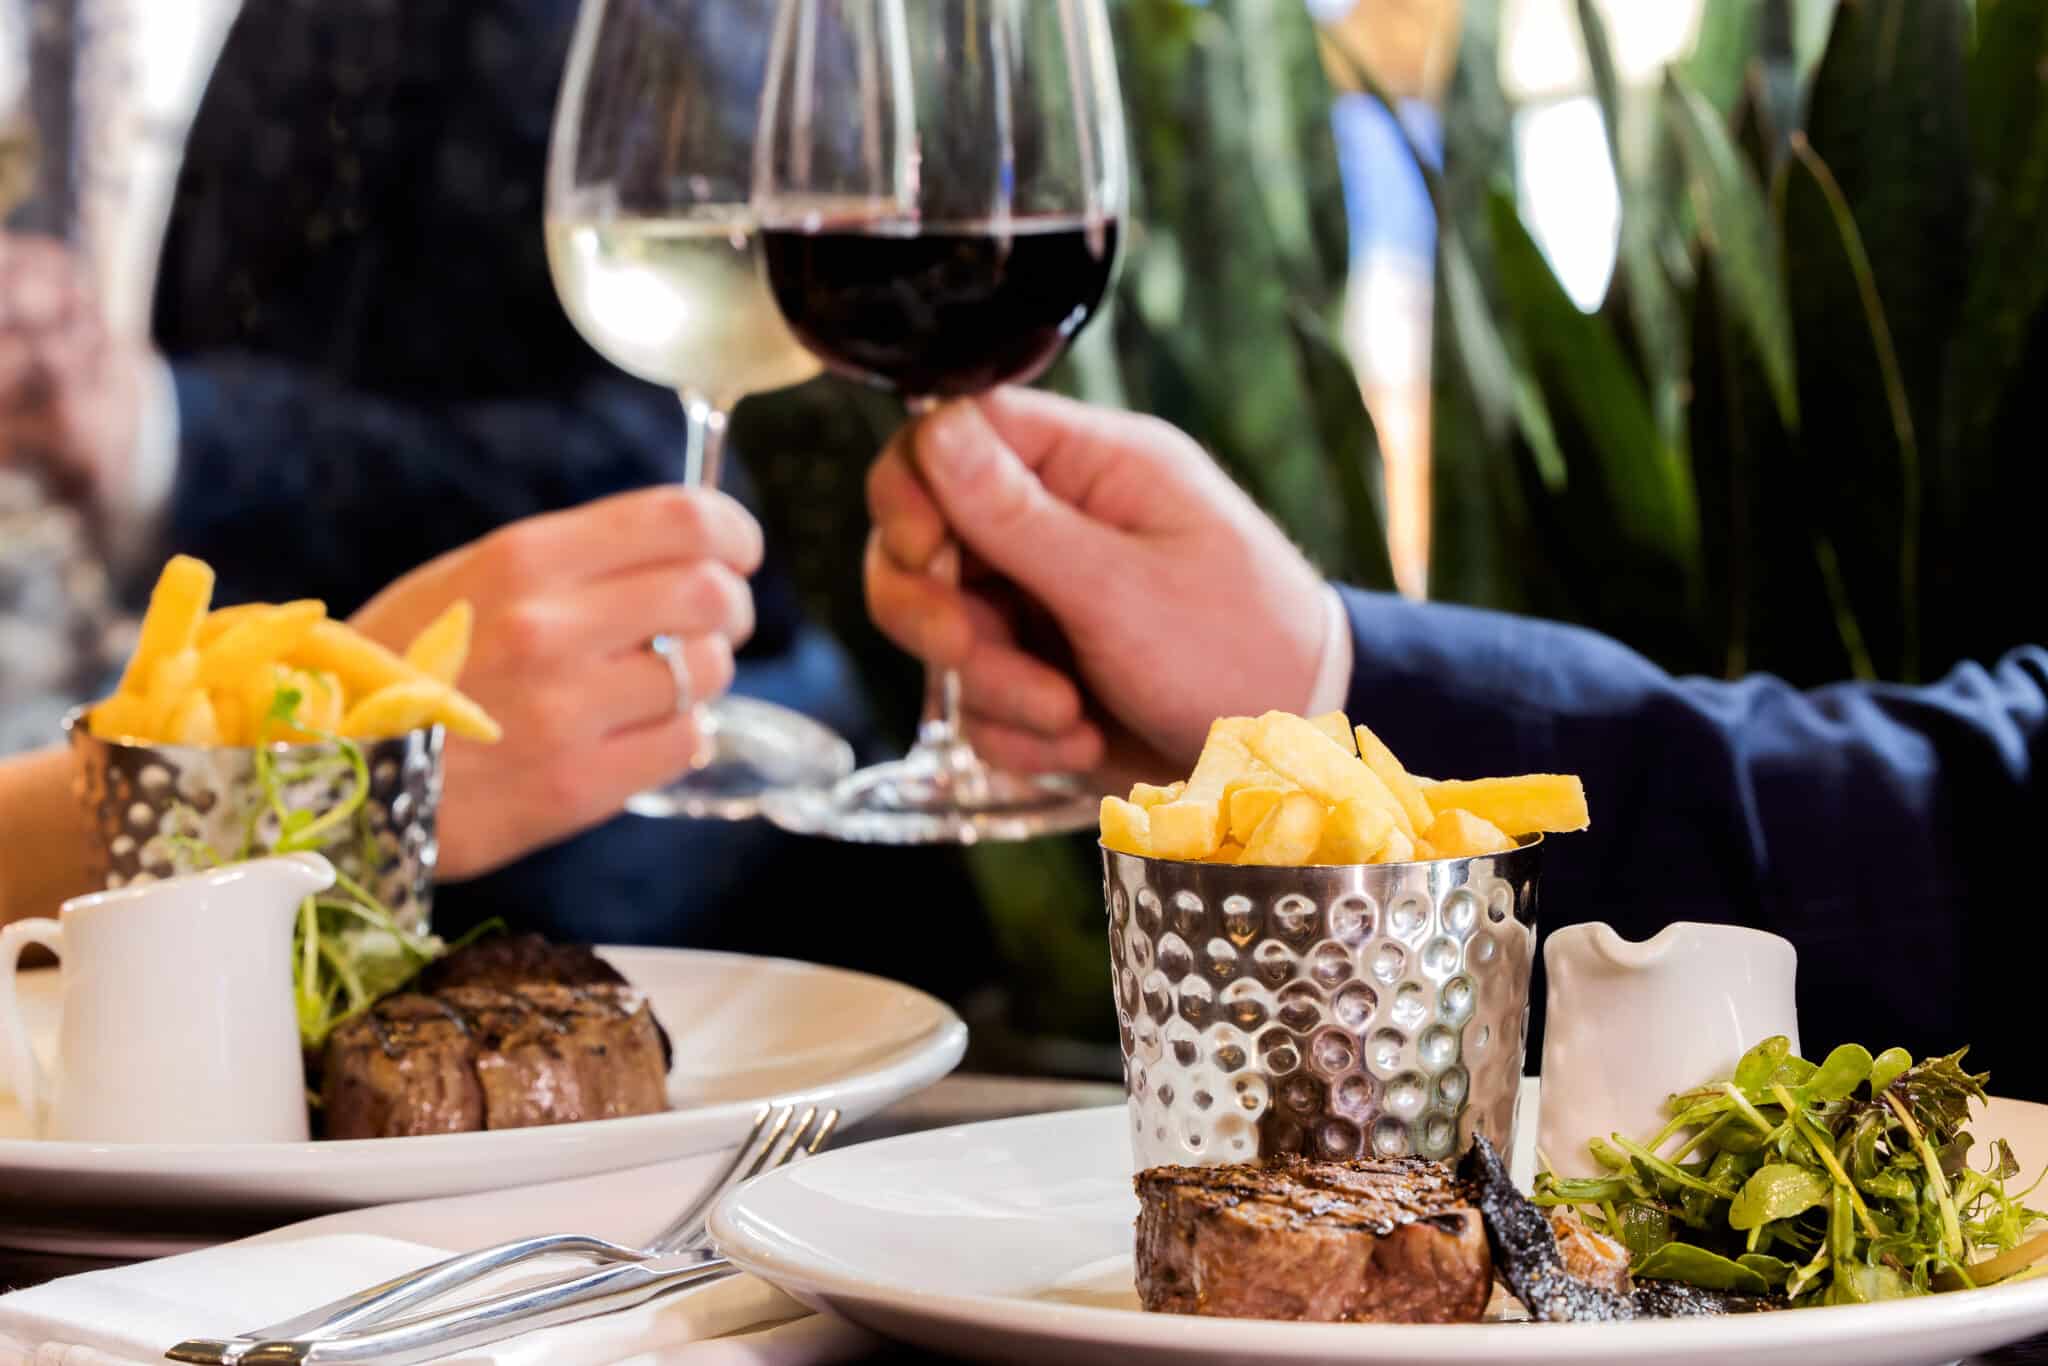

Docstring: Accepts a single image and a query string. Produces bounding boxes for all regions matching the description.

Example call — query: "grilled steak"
[418,935,673,1068]
[415,935,629,993]
[321,977,669,1139]
[1134,1155,1492,1323]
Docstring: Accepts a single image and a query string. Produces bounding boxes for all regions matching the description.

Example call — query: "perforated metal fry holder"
[1103,839,1540,1171]
[64,707,443,933]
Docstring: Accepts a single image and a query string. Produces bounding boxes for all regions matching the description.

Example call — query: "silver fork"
[165,1103,837,1362]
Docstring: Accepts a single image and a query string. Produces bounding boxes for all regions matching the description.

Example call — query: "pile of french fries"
[85,555,501,748]
[1100,709,1588,866]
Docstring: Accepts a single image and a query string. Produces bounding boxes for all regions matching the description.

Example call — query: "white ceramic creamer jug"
[1539,921,1799,1178]
[0,852,334,1142]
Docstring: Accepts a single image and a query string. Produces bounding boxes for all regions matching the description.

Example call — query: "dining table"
[5,1071,2045,1365]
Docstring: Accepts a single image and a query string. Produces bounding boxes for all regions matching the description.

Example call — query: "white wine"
[545,209,821,404]
[0,120,40,218]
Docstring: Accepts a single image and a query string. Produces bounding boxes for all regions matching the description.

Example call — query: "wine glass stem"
[677,390,733,757]
[904,396,989,796]
[681,391,731,489]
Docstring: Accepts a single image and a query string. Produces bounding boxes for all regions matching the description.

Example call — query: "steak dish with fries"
[318,936,671,1140]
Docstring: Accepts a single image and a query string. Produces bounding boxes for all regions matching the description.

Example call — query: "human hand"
[350,486,761,880]
[0,234,142,501]
[864,388,1330,785]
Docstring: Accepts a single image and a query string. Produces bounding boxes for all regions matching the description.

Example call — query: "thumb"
[910,397,1115,613]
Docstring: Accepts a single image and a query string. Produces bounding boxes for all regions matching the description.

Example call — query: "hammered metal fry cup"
[64,707,444,933]
[1104,840,1540,1171]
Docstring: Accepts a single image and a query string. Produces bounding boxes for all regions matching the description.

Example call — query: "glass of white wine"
[544,0,854,820]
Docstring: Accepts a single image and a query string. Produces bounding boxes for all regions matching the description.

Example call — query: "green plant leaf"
[1735,1035,1794,1094]
[1285,306,1397,592]
[1576,0,1690,452]
[1485,189,1700,576]
[1665,72,1797,428]
[1731,1163,1834,1229]
[1634,1242,1773,1294]
[1948,0,2048,522]
[1738,1252,1797,1286]
[1802,1043,1876,1102]
[1787,0,1972,681]
[1870,1046,1914,1096]
[1683,0,1760,116]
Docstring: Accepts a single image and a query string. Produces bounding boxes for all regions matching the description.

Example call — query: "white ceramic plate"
[712,1096,2048,1366]
[0,947,965,1254]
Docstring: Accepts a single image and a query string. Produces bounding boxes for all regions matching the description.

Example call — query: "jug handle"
[0,919,60,1134]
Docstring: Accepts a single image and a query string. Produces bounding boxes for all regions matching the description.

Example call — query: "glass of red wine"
[753,0,1126,844]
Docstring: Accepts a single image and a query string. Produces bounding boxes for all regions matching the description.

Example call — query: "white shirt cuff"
[100,352,179,576]
[1304,583,1355,716]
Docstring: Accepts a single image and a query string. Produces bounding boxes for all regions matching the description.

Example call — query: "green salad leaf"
[1534,1036,2048,1305]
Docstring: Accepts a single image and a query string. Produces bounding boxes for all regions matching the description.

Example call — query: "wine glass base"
[625,695,855,822]
[760,749,1100,844]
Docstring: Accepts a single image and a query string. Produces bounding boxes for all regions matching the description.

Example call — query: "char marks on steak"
[320,941,670,1140]
[1134,1155,1493,1323]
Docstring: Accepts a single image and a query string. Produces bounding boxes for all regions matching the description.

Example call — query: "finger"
[960,713,1106,776]
[973,387,1226,529]
[866,432,948,571]
[480,561,754,672]
[956,637,1086,737]
[477,486,764,593]
[864,531,973,668]
[524,630,738,742]
[904,398,1116,613]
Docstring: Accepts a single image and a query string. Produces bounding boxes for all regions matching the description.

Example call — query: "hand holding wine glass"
[754,0,1127,844]
[543,0,853,819]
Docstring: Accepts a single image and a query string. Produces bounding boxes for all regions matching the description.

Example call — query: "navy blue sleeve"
[1336,585,2048,1095]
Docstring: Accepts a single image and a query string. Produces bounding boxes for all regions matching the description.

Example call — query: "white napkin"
[0,1150,877,1366]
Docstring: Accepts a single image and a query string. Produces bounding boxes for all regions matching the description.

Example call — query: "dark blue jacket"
[1340,587,2048,1097]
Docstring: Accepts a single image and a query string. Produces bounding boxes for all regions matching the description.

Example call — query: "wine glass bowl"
[753,0,1127,844]
[544,0,855,819]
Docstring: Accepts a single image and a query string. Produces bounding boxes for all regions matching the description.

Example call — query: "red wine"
[759,217,1119,398]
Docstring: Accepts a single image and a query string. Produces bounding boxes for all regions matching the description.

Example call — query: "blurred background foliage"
[738,0,2048,1072]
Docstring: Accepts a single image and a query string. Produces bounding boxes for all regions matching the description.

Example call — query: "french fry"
[88,694,149,741]
[1423,774,1589,837]
[1412,838,1439,860]
[117,556,214,697]
[1312,797,1393,864]
[1353,721,1434,835]
[1205,841,1245,864]
[1374,828,1416,864]
[197,600,326,692]
[289,620,415,698]
[141,649,202,738]
[339,679,446,740]
[1226,784,1287,845]
[209,690,248,747]
[196,602,268,646]
[338,677,502,743]
[1099,796,1151,856]
[1128,781,1185,810]
[1241,790,1326,866]
[404,600,473,685]
[292,621,501,741]
[165,690,222,747]
[1245,711,1414,837]
[292,669,346,735]
[1308,711,1356,753]
[1424,807,1516,858]
[1149,718,1258,859]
